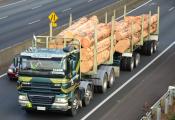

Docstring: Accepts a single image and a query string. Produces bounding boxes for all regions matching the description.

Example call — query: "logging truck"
[16,6,159,116]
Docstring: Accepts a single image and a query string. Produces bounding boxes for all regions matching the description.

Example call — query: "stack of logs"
[49,14,158,73]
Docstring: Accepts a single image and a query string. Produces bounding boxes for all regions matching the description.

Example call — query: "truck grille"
[28,94,55,105]
[22,82,61,92]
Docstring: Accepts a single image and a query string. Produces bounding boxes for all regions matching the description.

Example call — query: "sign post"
[48,11,59,38]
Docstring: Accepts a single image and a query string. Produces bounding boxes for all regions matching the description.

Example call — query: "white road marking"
[28,19,40,25]
[0,16,8,20]
[169,7,175,12]
[88,0,94,2]
[117,0,152,20]
[81,41,175,120]
[149,2,156,6]
[62,8,72,12]
[31,5,42,10]
[0,73,6,78]
[0,0,26,9]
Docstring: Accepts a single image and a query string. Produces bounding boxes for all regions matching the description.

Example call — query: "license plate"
[37,106,46,111]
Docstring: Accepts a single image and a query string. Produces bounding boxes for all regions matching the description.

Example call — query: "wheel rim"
[109,71,114,86]
[72,99,78,109]
[85,88,92,102]
[72,94,79,110]
[130,59,134,70]
[103,74,107,92]
[154,43,157,52]
[150,45,153,54]
[135,54,140,67]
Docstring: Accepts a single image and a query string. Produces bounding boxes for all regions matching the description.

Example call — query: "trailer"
[16,6,159,116]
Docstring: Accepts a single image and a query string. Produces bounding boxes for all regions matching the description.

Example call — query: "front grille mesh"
[28,94,55,105]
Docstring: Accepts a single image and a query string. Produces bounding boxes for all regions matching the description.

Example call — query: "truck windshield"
[20,57,65,72]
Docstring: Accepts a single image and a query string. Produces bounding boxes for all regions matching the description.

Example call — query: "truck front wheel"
[82,85,93,106]
[67,91,80,116]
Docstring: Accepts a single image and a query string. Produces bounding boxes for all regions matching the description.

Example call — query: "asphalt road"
[86,44,175,120]
[0,0,175,120]
[84,0,175,119]
[0,0,117,50]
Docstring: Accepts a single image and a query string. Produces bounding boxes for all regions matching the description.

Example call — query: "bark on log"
[81,37,111,60]
[81,49,110,73]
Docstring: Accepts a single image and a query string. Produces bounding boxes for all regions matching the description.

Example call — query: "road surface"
[0,0,118,50]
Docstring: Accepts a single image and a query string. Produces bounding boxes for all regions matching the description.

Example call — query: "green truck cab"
[17,44,92,116]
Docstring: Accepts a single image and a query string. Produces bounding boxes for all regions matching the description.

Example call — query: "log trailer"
[16,6,159,116]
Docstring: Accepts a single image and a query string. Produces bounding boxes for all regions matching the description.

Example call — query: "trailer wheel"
[108,69,115,88]
[67,90,80,116]
[134,53,140,68]
[142,41,154,56]
[153,41,157,53]
[142,42,148,55]
[82,85,93,106]
[98,72,108,93]
[126,57,134,71]
[147,41,154,56]
[121,57,127,70]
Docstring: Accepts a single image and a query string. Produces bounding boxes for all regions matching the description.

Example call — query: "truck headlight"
[19,95,28,101]
[21,82,31,87]
[55,97,68,103]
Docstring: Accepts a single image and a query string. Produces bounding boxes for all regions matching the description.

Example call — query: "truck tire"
[108,69,115,88]
[133,53,140,68]
[147,41,154,56]
[121,57,127,70]
[82,85,93,106]
[98,72,108,93]
[126,57,134,71]
[153,41,157,53]
[67,90,80,116]
[142,42,148,55]
[142,41,154,56]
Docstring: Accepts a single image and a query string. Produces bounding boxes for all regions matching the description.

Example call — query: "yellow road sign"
[51,22,57,27]
[48,11,58,23]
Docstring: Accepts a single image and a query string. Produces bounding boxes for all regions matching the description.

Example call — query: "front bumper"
[18,94,70,111]
[19,101,70,111]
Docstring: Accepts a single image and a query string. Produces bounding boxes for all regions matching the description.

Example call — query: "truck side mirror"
[13,57,20,67]
[13,57,17,67]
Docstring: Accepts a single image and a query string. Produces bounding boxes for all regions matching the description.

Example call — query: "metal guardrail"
[140,86,175,120]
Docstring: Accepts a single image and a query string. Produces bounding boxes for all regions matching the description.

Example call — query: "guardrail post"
[165,98,169,114]
[146,113,152,120]
[156,107,161,120]
[169,89,173,106]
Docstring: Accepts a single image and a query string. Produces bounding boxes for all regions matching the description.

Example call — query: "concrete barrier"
[0,0,146,73]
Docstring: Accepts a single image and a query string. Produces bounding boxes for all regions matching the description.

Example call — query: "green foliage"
[171,115,175,120]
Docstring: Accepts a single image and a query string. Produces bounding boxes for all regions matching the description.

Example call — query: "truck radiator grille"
[28,94,55,105]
